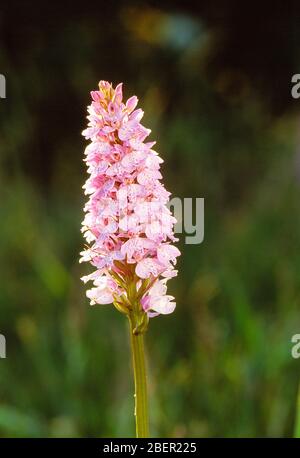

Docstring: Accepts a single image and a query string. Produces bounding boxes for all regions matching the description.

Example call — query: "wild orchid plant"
[80,81,180,437]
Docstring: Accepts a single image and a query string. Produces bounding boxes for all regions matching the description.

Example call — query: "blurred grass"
[295,385,300,438]
[0,3,299,437]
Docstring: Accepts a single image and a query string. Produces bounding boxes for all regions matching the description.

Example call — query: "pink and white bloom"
[80,81,180,316]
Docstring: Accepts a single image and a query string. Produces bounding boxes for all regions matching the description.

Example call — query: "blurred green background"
[0,0,300,437]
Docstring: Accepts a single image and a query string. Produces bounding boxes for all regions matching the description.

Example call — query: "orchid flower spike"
[80,81,180,332]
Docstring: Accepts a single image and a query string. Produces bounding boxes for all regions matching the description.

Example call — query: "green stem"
[129,317,149,438]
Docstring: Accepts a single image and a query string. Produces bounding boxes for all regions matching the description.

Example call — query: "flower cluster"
[80,81,180,318]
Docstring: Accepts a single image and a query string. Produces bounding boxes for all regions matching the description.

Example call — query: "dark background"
[0,0,299,437]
